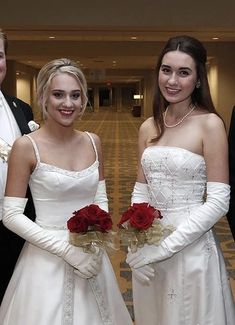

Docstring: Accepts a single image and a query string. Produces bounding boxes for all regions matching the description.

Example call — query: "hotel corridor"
[77,108,235,320]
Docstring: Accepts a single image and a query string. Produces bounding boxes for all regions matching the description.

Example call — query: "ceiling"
[4,27,235,84]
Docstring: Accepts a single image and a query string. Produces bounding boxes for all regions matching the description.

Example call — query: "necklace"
[163,104,196,128]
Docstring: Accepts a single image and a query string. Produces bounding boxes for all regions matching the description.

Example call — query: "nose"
[168,72,178,86]
[63,96,73,107]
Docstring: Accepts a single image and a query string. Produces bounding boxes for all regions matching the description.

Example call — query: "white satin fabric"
[0,133,132,325]
[132,146,235,325]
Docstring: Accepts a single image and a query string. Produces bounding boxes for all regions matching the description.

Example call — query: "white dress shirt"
[0,91,21,220]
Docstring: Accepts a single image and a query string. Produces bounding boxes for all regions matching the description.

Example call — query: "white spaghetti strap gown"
[0,132,132,325]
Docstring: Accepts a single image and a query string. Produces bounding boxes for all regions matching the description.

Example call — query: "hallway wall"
[1,1,235,29]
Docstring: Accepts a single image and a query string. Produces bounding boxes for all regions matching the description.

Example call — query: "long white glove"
[128,182,156,282]
[127,182,230,268]
[3,196,102,278]
[131,182,149,204]
[93,180,109,212]
[132,264,155,285]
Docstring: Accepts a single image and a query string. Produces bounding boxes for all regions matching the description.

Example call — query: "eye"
[71,92,81,100]
[178,69,191,77]
[160,66,171,74]
[52,91,64,98]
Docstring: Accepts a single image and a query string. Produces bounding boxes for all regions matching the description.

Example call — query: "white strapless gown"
[0,136,132,325]
[132,146,235,325]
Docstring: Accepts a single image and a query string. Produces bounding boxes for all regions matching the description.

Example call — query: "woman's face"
[158,50,198,105]
[46,72,83,126]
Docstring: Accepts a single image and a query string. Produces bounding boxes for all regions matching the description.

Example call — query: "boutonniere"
[28,120,40,131]
[13,101,17,108]
[0,137,11,163]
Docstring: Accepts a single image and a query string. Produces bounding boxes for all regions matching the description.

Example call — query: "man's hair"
[0,30,8,53]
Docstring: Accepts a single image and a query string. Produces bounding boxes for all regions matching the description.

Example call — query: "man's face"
[0,39,7,88]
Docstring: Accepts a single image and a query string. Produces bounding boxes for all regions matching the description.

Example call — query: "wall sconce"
[133,94,143,99]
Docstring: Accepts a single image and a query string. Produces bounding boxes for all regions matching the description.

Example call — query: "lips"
[59,109,74,116]
[166,87,180,95]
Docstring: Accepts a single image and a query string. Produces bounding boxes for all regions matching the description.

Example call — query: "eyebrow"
[161,64,192,71]
[51,89,81,91]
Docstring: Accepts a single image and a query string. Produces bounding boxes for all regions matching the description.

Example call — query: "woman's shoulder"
[192,109,223,127]
[13,134,33,150]
[83,131,100,144]
[140,116,155,131]
[198,112,225,131]
[81,131,102,152]
[9,135,35,165]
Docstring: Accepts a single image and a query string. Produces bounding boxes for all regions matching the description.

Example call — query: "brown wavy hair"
[152,35,218,142]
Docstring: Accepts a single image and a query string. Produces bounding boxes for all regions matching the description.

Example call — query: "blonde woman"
[0,58,132,325]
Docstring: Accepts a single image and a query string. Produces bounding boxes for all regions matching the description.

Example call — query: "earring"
[196,80,200,88]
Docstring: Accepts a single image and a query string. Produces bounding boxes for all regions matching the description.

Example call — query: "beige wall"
[0,1,234,29]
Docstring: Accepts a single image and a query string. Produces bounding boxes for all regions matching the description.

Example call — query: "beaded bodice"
[141,146,206,212]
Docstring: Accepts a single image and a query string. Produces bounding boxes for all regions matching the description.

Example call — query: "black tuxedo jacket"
[0,93,36,303]
[227,106,235,240]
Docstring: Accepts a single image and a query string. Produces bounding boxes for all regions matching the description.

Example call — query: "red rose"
[95,208,113,232]
[118,203,161,231]
[129,203,155,230]
[96,216,113,233]
[67,204,113,233]
[67,211,89,233]
[85,204,101,225]
[117,206,133,227]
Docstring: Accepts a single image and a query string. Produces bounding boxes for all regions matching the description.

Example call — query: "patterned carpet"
[77,107,235,320]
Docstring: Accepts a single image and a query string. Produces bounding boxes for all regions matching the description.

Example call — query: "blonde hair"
[37,58,88,119]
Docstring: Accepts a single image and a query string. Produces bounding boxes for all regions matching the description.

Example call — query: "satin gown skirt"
[1,234,131,325]
[132,146,235,325]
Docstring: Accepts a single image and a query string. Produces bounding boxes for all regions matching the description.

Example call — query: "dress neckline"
[37,160,99,175]
[143,145,204,159]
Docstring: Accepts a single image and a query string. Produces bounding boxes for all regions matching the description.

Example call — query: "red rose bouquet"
[118,203,174,252]
[67,204,117,253]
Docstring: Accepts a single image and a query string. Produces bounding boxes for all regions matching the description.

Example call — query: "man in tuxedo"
[0,30,36,303]
[227,106,235,241]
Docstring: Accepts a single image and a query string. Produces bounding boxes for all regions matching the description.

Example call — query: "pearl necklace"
[163,104,196,128]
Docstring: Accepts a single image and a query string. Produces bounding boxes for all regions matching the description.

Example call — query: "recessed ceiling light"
[212,37,219,40]
[49,36,55,39]
[131,36,138,40]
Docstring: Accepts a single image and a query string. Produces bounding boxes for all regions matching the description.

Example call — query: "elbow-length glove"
[93,180,109,212]
[131,181,150,204]
[127,182,230,269]
[129,182,155,284]
[3,196,102,279]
